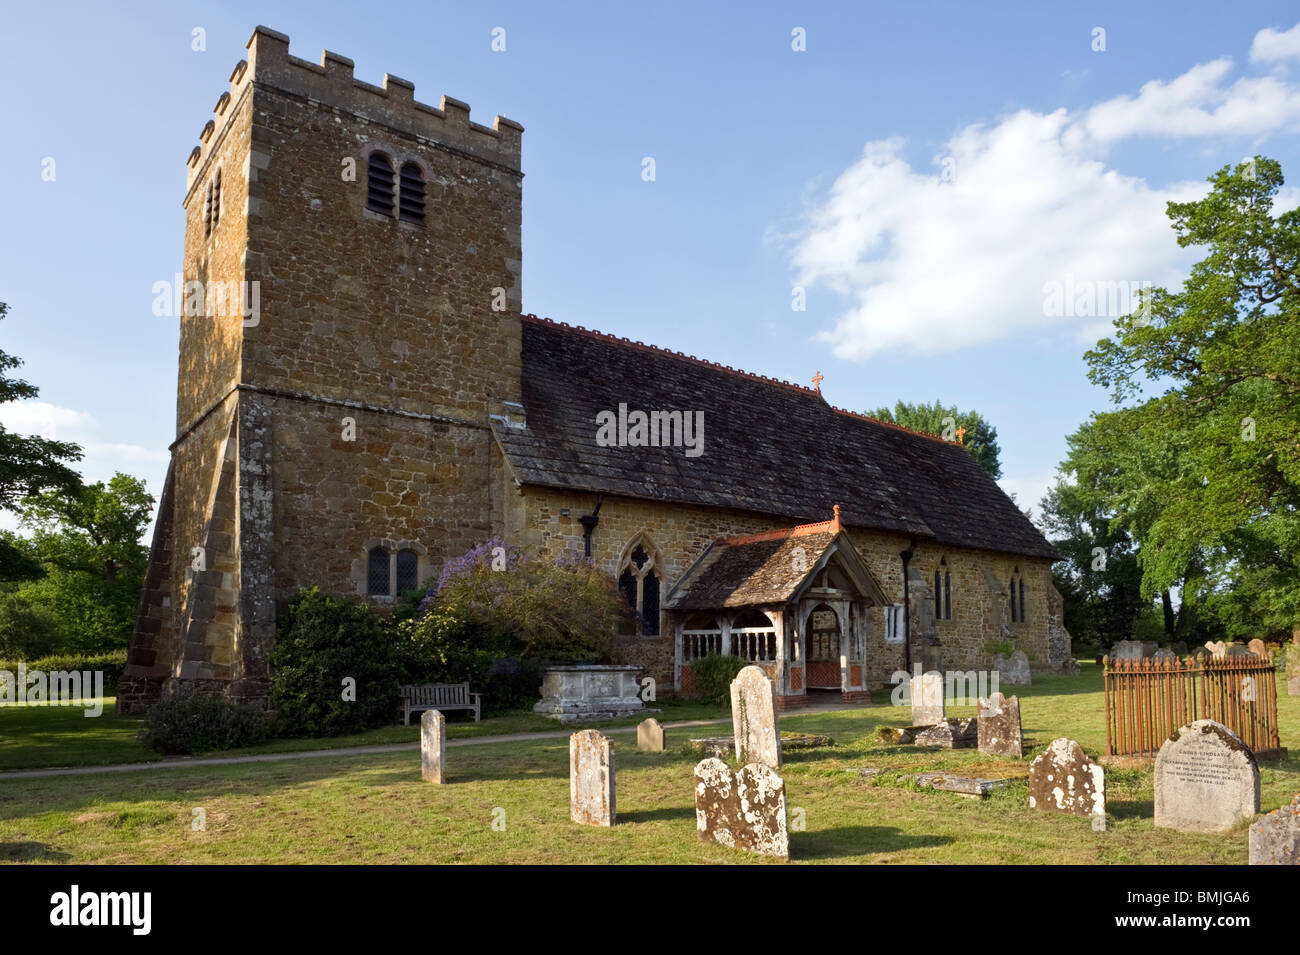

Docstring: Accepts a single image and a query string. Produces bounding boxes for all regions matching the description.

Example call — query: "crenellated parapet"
[186,25,523,190]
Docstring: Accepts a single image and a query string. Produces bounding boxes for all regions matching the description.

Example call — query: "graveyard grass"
[2,663,1298,864]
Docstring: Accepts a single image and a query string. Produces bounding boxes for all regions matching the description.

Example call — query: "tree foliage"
[869,399,1003,478]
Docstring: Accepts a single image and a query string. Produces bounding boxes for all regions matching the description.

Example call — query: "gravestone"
[1110,640,1146,661]
[1154,720,1259,833]
[1139,640,1158,657]
[570,729,615,826]
[636,717,664,753]
[1288,644,1300,697]
[1205,640,1229,658]
[1028,738,1105,818]
[693,757,789,859]
[978,692,1023,757]
[420,709,446,784]
[909,670,945,726]
[1225,643,1254,658]
[1191,646,1211,665]
[1152,648,1178,662]
[1249,794,1300,865]
[730,665,781,767]
[1248,638,1269,660]
[1003,650,1031,685]
[913,718,978,749]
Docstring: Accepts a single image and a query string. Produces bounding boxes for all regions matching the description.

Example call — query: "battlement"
[186,25,524,191]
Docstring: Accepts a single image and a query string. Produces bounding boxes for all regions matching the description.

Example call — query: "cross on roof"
[811,370,824,392]
[955,426,966,444]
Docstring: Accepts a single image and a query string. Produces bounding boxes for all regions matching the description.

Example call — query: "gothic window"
[367,546,390,596]
[616,538,662,636]
[398,161,425,224]
[395,548,419,593]
[934,558,952,620]
[366,152,396,216]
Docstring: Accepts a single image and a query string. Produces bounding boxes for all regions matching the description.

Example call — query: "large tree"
[16,473,153,652]
[1084,156,1300,639]
[869,399,1003,478]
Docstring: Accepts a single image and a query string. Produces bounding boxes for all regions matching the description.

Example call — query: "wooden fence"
[1103,654,1281,758]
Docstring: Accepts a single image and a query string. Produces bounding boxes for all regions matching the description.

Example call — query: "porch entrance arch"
[805,603,842,689]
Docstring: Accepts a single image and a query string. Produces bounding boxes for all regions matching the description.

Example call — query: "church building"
[120,26,1070,713]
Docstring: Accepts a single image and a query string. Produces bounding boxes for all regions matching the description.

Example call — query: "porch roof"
[664,515,886,611]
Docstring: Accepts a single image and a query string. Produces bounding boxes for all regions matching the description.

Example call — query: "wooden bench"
[400,683,481,725]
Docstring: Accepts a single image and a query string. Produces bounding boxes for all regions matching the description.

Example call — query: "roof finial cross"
[955,425,967,445]
[811,370,824,393]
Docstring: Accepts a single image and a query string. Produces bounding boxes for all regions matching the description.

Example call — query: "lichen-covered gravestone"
[1248,638,1269,660]
[1249,794,1300,865]
[420,709,445,784]
[730,665,781,767]
[977,692,1023,757]
[1028,738,1105,818]
[570,729,615,826]
[909,670,945,726]
[1110,640,1146,661]
[693,757,789,859]
[1154,720,1260,833]
[913,718,977,749]
[636,717,664,753]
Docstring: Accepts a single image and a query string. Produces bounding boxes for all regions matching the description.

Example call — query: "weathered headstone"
[570,729,615,826]
[1139,640,1158,658]
[1154,720,1260,833]
[1191,646,1211,665]
[909,669,945,726]
[1152,648,1178,662]
[978,692,1023,757]
[1003,650,1032,685]
[1249,794,1300,865]
[1248,638,1269,660]
[730,665,781,767]
[420,709,445,784]
[693,757,789,859]
[636,717,664,753]
[1028,738,1105,818]
[1225,643,1254,658]
[1110,640,1146,661]
[1288,643,1300,697]
[913,718,978,749]
[1205,640,1229,658]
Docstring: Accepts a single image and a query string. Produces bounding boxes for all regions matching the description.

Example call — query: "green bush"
[271,587,401,736]
[0,649,127,690]
[0,591,65,658]
[138,692,269,754]
[983,639,1015,658]
[689,653,747,705]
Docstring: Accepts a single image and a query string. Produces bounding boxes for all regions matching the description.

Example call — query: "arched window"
[395,548,419,593]
[934,558,952,620]
[366,152,395,216]
[398,161,425,224]
[367,546,390,596]
[616,537,661,636]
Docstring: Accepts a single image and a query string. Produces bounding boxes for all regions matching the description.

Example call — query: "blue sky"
[3,0,1300,533]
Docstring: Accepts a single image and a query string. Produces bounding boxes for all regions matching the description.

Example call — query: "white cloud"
[0,400,167,532]
[1250,22,1300,63]
[793,33,1300,361]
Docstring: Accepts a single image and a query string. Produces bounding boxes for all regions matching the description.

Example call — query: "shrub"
[139,692,269,754]
[984,639,1015,658]
[0,591,65,658]
[0,649,127,691]
[689,653,747,705]
[434,540,628,663]
[271,587,401,736]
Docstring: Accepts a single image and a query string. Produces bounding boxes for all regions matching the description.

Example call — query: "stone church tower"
[120,26,525,710]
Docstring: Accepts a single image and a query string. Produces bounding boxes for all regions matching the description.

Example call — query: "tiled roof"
[495,315,1058,560]
[666,528,838,611]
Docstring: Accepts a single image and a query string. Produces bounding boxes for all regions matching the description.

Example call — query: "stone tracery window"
[617,537,661,636]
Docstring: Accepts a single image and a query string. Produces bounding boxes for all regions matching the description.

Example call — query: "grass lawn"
[0,663,1296,863]
[0,694,729,771]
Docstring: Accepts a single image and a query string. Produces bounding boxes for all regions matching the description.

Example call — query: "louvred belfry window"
[398,161,425,224]
[366,153,395,215]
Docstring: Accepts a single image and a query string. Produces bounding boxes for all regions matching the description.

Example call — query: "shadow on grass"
[618,806,696,824]
[0,841,70,862]
[793,825,954,859]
